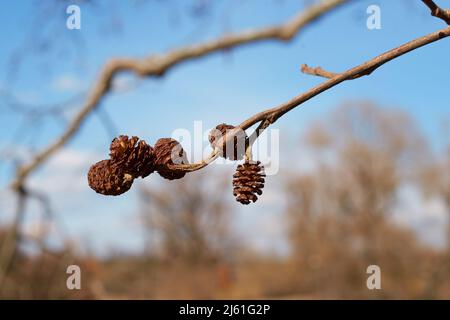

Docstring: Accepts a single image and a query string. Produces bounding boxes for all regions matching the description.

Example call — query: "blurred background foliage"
[1,102,449,299]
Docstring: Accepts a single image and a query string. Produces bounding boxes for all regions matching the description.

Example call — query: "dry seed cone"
[154,138,189,180]
[232,161,266,205]
[209,123,247,160]
[109,135,155,178]
[87,159,134,196]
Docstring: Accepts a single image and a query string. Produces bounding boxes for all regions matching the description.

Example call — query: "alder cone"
[232,161,266,205]
[209,123,247,160]
[87,159,134,196]
[109,135,155,178]
[154,138,189,180]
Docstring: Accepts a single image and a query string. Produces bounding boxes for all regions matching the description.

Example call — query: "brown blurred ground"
[1,102,449,299]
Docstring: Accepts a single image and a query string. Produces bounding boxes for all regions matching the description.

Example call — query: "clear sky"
[0,0,449,255]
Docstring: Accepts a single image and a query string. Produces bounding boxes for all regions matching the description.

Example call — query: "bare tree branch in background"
[285,102,446,298]
[140,172,233,264]
[0,184,73,293]
[83,0,450,188]
[418,129,450,298]
[2,0,449,300]
[3,0,450,295]
[11,0,351,190]
[1,0,352,293]
[8,0,450,192]
[89,22,450,184]
[0,187,26,289]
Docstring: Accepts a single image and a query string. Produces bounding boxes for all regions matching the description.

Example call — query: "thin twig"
[160,1,450,172]
[168,25,450,172]
[422,0,450,24]
[239,27,450,131]
[301,63,376,80]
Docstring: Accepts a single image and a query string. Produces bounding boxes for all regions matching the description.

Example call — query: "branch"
[302,1,450,79]
[0,187,26,289]
[10,0,350,190]
[422,0,450,24]
[170,26,450,172]
[239,27,450,130]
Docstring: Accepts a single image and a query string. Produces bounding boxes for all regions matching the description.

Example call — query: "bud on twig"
[87,159,134,196]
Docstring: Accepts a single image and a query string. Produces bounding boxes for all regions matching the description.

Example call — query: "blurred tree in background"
[1,102,448,299]
[1,0,449,299]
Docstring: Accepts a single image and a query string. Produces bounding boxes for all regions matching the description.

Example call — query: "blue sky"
[0,0,449,255]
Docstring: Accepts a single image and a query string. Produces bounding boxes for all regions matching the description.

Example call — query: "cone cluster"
[88,135,189,195]
[232,161,266,205]
[88,128,268,204]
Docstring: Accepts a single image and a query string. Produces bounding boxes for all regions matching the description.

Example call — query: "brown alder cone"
[87,159,134,196]
[232,161,266,205]
[109,135,155,178]
[154,138,189,180]
[209,123,248,160]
